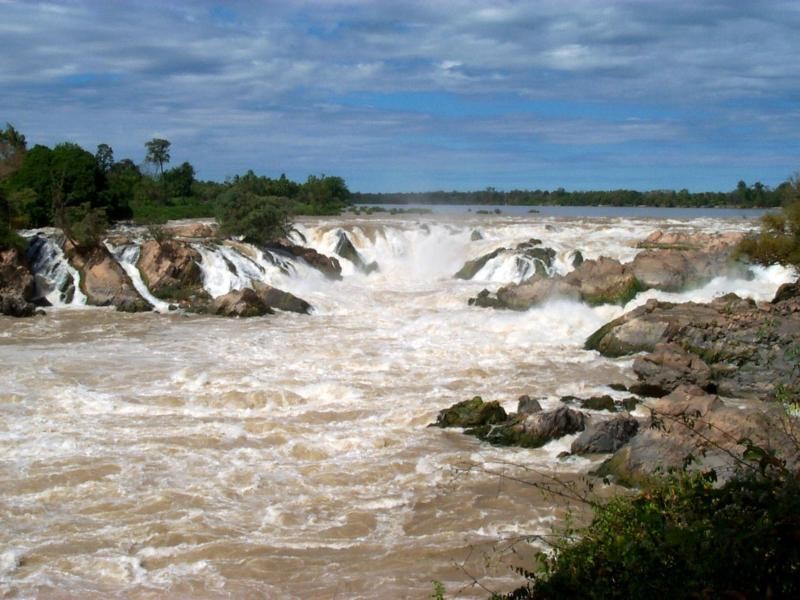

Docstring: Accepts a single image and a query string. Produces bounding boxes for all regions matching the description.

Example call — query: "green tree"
[144,138,171,176]
[0,123,27,180]
[216,188,292,245]
[95,143,114,173]
[162,161,195,198]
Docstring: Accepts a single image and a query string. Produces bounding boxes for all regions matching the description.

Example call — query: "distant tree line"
[353,181,788,208]
[0,123,351,248]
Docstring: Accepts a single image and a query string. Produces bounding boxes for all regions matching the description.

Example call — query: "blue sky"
[1,0,799,192]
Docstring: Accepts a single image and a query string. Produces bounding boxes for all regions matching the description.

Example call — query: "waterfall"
[24,232,87,306]
[104,241,170,312]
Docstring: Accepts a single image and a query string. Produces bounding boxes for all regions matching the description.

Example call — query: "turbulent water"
[0,213,795,599]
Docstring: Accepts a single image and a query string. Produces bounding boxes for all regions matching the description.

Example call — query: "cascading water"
[104,241,170,312]
[24,231,87,306]
[1,213,796,599]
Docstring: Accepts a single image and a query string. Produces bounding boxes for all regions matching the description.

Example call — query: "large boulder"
[637,230,745,253]
[210,288,273,318]
[455,247,504,280]
[162,221,218,238]
[0,246,37,317]
[136,239,207,305]
[65,243,150,312]
[571,415,640,455]
[252,281,312,314]
[596,385,797,486]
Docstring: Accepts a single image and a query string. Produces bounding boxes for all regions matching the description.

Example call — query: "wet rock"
[571,415,639,454]
[65,243,151,312]
[334,231,378,274]
[581,395,617,412]
[0,246,37,317]
[433,396,508,428]
[455,247,505,280]
[470,230,483,241]
[566,257,641,306]
[609,383,628,392]
[629,250,693,292]
[137,239,207,305]
[210,288,273,318]
[517,395,543,415]
[469,288,508,309]
[772,279,800,304]
[478,406,587,448]
[570,250,584,268]
[455,239,554,282]
[622,397,639,411]
[252,281,311,314]
[637,230,745,253]
[265,241,342,280]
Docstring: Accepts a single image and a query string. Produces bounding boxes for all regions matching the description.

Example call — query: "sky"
[1,0,799,193]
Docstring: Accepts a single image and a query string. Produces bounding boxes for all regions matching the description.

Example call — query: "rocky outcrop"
[334,231,378,274]
[470,229,746,310]
[65,243,150,312]
[136,239,208,306]
[433,397,587,448]
[210,288,273,318]
[265,241,342,280]
[162,222,219,238]
[0,246,38,317]
[252,281,312,314]
[595,385,797,486]
[586,288,800,400]
[454,238,555,281]
[571,415,639,455]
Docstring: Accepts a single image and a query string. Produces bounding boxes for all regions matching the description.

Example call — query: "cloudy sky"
[1,0,799,192]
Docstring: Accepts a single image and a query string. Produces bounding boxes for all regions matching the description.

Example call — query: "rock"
[265,241,342,280]
[570,250,584,268]
[517,395,543,415]
[629,250,693,292]
[571,415,639,454]
[210,288,273,318]
[637,230,745,253]
[0,246,37,317]
[162,222,219,238]
[622,397,639,411]
[772,279,800,304]
[491,276,580,310]
[455,247,505,280]
[609,383,628,391]
[477,406,587,448]
[65,243,151,312]
[137,239,207,305]
[433,396,508,428]
[596,385,797,486]
[468,288,508,309]
[630,343,713,397]
[565,257,641,306]
[252,281,311,314]
[455,239,554,282]
[470,230,483,241]
[581,395,617,412]
[334,231,378,274]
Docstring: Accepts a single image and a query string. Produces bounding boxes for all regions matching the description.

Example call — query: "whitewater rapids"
[0,213,794,598]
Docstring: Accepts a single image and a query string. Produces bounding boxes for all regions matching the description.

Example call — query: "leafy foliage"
[736,174,800,267]
[216,189,293,245]
[496,464,800,600]
[144,138,171,175]
[61,202,108,249]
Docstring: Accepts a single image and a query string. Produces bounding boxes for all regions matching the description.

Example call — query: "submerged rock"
[433,396,508,428]
[252,281,312,314]
[455,239,555,282]
[210,288,273,318]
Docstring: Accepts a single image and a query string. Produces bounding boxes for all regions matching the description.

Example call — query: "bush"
[216,189,292,245]
[498,466,800,599]
[62,202,108,248]
[737,175,800,267]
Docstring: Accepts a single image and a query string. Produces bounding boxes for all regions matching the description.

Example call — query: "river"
[0,211,794,598]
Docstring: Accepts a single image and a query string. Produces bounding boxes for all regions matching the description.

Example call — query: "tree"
[0,123,27,180]
[144,138,171,176]
[216,189,292,245]
[162,161,195,198]
[95,143,114,173]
